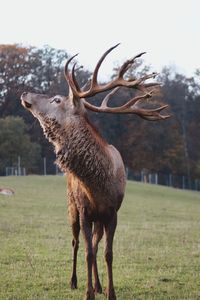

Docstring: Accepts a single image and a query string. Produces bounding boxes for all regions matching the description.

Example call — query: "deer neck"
[43,115,112,191]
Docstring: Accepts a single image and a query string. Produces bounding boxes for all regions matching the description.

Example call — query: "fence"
[4,161,200,192]
[127,169,200,191]
[5,167,26,176]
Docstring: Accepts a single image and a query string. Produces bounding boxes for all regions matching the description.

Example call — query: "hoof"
[70,276,77,289]
[105,287,116,300]
[84,289,95,300]
[94,283,102,294]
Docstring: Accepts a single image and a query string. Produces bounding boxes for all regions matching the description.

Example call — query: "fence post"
[18,156,21,176]
[43,157,47,176]
[126,167,129,179]
[195,179,199,191]
[149,173,152,184]
[155,173,158,185]
[141,170,144,183]
[182,176,185,189]
[169,174,172,187]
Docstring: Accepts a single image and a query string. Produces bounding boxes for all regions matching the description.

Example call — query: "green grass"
[0,176,200,300]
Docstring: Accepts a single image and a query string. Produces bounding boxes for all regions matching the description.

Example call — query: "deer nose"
[21,92,28,101]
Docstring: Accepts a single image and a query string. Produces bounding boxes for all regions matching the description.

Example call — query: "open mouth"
[24,101,32,109]
[22,100,32,109]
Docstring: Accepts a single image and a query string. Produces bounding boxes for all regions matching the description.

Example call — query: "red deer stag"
[21,44,169,300]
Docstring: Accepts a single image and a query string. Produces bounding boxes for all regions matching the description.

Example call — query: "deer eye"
[55,98,61,104]
[50,97,61,104]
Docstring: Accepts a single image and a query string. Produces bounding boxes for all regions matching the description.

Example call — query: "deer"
[21,44,169,300]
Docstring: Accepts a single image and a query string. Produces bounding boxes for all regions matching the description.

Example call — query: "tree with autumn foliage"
[0,116,41,175]
[0,44,200,180]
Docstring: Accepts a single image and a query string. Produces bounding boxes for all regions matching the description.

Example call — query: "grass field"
[0,176,200,300]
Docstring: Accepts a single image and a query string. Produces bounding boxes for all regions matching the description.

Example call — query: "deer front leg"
[70,218,80,289]
[104,212,117,300]
[92,222,104,294]
[80,207,95,300]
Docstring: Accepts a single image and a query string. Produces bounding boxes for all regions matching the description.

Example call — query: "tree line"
[0,44,200,181]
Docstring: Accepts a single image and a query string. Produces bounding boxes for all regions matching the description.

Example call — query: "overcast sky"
[0,0,199,80]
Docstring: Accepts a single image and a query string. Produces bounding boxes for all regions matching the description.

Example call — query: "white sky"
[0,0,199,80]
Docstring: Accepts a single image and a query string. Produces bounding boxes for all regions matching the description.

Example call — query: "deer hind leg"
[80,207,95,300]
[70,215,80,289]
[104,211,117,300]
[92,222,104,294]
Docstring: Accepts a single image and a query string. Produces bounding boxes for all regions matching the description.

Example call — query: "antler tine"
[101,87,121,108]
[138,105,170,121]
[118,52,146,77]
[144,82,161,88]
[131,72,158,88]
[71,63,81,92]
[122,90,154,109]
[91,43,120,88]
[64,53,83,97]
[64,53,79,81]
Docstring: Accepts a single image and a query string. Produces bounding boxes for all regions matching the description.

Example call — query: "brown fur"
[21,92,126,300]
[50,114,125,300]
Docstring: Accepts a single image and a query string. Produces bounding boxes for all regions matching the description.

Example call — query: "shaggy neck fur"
[40,114,112,192]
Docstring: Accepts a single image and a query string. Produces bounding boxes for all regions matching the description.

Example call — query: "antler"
[64,44,170,121]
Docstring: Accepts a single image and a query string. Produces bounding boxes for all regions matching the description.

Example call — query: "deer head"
[21,43,170,129]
